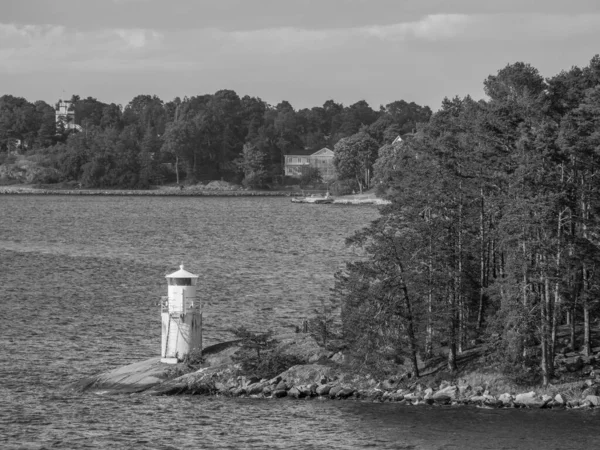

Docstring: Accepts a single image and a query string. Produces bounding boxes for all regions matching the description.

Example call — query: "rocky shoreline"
[73,335,600,410]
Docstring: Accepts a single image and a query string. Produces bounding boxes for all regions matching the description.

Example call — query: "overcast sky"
[1,0,599,111]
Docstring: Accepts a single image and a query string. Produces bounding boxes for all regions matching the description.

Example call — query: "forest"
[2,55,599,387]
[338,55,600,386]
[0,90,430,190]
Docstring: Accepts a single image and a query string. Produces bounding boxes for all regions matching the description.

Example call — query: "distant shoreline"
[0,186,291,197]
[0,185,390,204]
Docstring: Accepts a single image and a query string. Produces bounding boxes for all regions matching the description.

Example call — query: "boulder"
[297,384,316,397]
[389,392,405,402]
[275,364,338,387]
[436,385,459,399]
[404,393,423,402]
[581,385,599,398]
[458,384,472,397]
[245,382,266,395]
[329,385,343,399]
[272,389,287,398]
[469,395,487,404]
[274,381,289,391]
[514,392,548,408]
[432,394,451,405]
[316,384,331,396]
[367,389,384,402]
[554,393,566,405]
[381,379,399,391]
[231,387,245,397]
[262,385,273,396]
[585,395,600,407]
[336,388,355,399]
[498,393,514,406]
[287,387,303,399]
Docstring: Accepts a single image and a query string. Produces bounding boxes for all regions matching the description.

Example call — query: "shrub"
[229,327,307,379]
[329,179,358,196]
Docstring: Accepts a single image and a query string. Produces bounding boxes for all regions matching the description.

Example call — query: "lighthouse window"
[168,278,192,286]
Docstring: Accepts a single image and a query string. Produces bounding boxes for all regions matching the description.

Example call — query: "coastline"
[0,185,390,204]
[73,334,600,411]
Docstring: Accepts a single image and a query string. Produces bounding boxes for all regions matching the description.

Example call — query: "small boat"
[291,193,334,204]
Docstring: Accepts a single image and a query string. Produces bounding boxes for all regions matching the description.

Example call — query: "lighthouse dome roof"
[165,264,199,279]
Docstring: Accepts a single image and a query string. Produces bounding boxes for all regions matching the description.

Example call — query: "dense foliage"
[0,92,430,188]
[338,55,600,386]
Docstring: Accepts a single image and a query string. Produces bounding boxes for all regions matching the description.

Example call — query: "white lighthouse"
[161,264,202,364]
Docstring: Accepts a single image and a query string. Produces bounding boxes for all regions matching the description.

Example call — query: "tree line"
[338,55,600,386]
[0,91,431,189]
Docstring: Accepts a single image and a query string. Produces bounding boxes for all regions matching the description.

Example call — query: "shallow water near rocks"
[0,195,598,449]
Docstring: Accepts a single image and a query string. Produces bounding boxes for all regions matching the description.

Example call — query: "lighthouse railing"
[160,296,201,314]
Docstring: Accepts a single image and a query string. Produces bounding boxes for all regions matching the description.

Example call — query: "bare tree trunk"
[540,272,552,386]
[583,293,591,356]
[175,155,180,185]
[448,287,458,372]
[477,190,486,329]
[425,214,433,359]
[400,283,420,378]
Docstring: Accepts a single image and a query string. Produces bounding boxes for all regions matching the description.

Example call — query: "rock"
[498,393,514,406]
[288,387,303,399]
[262,385,273,396]
[582,365,594,376]
[275,364,338,387]
[297,384,316,397]
[514,392,548,408]
[245,382,265,395]
[458,384,472,397]
[404,393,422,402]
[541,394,553,405]
[585,395,600,407]
[367,389,384,401]
[554,393,566,405]
[469,395,487,404]
[389,392,405,402]
[269,375,282,385]
[272,389,287,398]
[72,357,189,394]
[336,388,355,399]
[316,384,331,396]
[330,352,344,363]
[436,385,459,399]
[582,385,599,398]
[329,385,343,399]
[275,381,289,391]
[381,379,398,391]
[432,394,451,405]
[423,387,434,397]
[472,386,484,396]
[232,387,246,397]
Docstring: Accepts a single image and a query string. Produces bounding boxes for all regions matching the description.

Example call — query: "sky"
[1,0,600,111]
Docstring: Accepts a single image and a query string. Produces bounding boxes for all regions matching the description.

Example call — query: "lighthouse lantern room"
[161,264,202,364]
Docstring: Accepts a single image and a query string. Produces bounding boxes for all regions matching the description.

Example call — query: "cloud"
[1,13,600,74]
[360,14,472,41]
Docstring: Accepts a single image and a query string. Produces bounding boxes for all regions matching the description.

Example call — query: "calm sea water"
[0,195,598,449]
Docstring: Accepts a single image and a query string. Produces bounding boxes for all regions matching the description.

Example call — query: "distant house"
[284,147,335,180]
[392,135,403,146]
[55,99,82,132]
